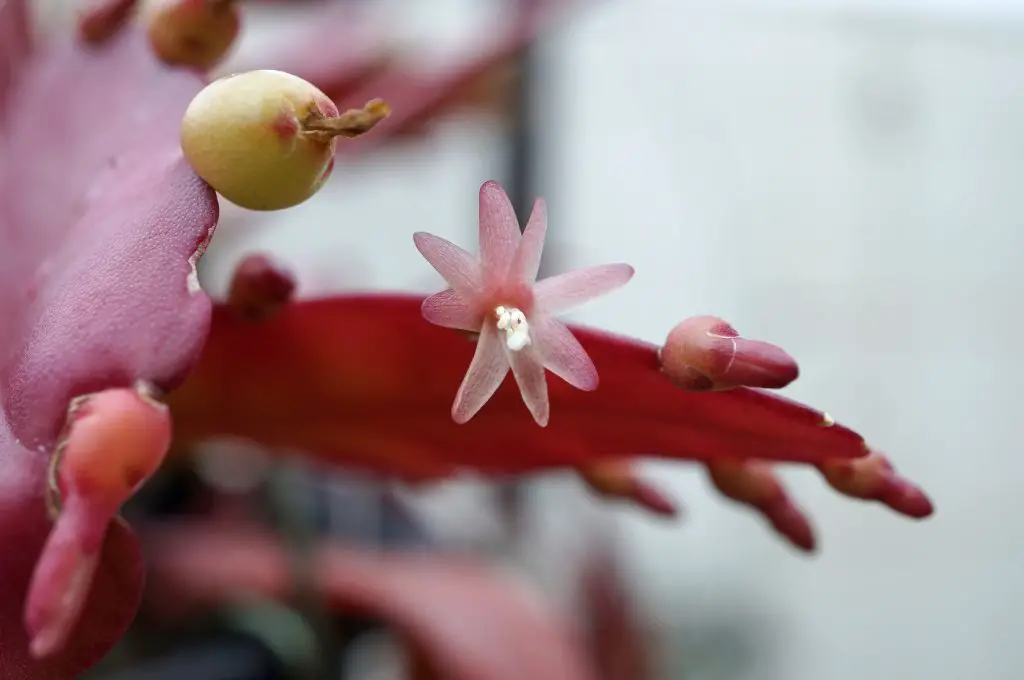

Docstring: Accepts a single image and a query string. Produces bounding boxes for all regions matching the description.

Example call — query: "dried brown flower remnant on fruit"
[660,315,798,391]
[226,253,296,322]
[180,70,390,211]
[142,0,241,70]
[302,98,392,140]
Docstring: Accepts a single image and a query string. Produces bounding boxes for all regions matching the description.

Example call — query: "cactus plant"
[0,0,932,678]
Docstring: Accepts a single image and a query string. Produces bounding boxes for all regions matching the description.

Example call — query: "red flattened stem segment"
[169,295,866,481]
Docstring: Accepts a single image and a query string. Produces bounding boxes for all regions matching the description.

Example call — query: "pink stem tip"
[25,382,171,658]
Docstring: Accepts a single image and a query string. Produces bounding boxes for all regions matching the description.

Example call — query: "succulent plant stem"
[300,98,391,142]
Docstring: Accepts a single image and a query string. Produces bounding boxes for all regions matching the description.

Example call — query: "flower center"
[495,305,531,351]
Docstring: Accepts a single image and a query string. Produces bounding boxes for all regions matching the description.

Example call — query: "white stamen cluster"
[495,305,531,351]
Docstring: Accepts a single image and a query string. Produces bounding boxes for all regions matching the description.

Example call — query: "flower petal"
[506,345,550,426]
[478,181,521,281]
[414,232,483,298]
[509,198,547,285]
[532,317,598,391]
[452,323,509,423]
[421,289,479,331]
[534,263,635,315]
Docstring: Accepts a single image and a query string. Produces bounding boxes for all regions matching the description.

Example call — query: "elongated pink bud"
[818,450,933,519]
[226,253,297,322]
[706,460,815,552]
[660,316,798,391]
[78,0,138,44]
[578,461,679,517]
[25,384,171,658]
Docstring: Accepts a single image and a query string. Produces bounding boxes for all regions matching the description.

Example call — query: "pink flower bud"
[660,315,799,391]
[578,461,679,517]
[58,385,172,503]
[25,384,171,659]
[706,460,816,552]
[819,450,934,519]
[226,254,297,322]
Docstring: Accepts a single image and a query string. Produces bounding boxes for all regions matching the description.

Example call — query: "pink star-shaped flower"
[414,181,634,426]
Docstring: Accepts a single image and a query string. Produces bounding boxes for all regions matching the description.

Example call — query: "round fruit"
[180,69,341,211]
[142,0,240,70]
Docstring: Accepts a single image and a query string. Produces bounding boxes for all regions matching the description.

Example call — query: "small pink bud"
[25,384,171,658]
[819,450,934,519]
[707,460,816,552]
[58,385,172,502]
[578,461,679,517]
[660,315,799,391]
[226,254,297,322]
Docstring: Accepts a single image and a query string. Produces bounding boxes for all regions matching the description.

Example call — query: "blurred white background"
[41,0,1024,678]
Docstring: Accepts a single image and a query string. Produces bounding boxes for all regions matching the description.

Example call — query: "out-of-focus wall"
[35,1,1023,678]
[546,5,1024,680]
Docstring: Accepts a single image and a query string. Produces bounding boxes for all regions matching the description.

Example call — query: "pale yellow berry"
[180,70,340,211]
